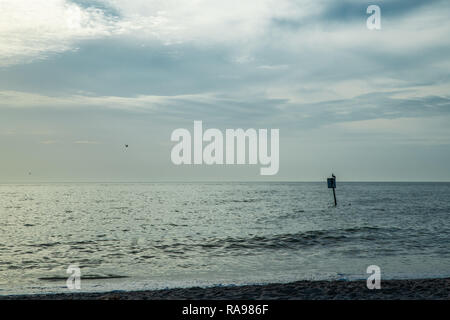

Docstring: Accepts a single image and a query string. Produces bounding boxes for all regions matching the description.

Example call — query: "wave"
[147,226,398,256]
[199,226,389,251]
[39,275,128,281]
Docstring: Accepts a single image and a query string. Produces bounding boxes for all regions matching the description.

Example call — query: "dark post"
[327,174,337,206]
[332,187,337,206]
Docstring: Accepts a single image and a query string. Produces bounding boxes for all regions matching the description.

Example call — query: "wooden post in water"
[332,186,337,206]
[327,174,337,206]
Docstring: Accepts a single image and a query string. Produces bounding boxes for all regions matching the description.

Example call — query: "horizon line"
[1,180,450,184]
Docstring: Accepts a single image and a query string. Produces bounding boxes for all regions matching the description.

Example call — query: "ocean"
[1,182,449,295]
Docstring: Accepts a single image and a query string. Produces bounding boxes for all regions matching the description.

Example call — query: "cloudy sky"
[1,0,449,182]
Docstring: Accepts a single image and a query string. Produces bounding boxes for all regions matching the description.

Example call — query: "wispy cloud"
[39,140,59,144]
[73,140,100,144]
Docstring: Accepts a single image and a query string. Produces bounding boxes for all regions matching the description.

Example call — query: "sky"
[0,0,449,182]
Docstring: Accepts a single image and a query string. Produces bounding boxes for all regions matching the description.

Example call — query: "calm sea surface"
[1,182,449,295]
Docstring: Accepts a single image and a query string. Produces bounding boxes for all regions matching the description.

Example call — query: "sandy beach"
[1,278,449,300]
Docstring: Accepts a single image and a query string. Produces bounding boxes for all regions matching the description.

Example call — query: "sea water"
[0,182,449,295]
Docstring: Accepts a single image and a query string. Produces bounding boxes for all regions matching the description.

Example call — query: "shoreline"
[1,278,449,300]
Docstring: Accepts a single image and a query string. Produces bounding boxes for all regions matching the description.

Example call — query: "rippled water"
[1,182,449,295]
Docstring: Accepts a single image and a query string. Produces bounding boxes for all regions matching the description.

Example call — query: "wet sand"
[1,278,449,300]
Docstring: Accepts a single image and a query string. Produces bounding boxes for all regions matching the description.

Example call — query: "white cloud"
[0,0,316,66]
[2,0,450,69]
[0,90,217,110]
[0,0,116,66]
[74,140,100,144]
[106,0,303,42]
